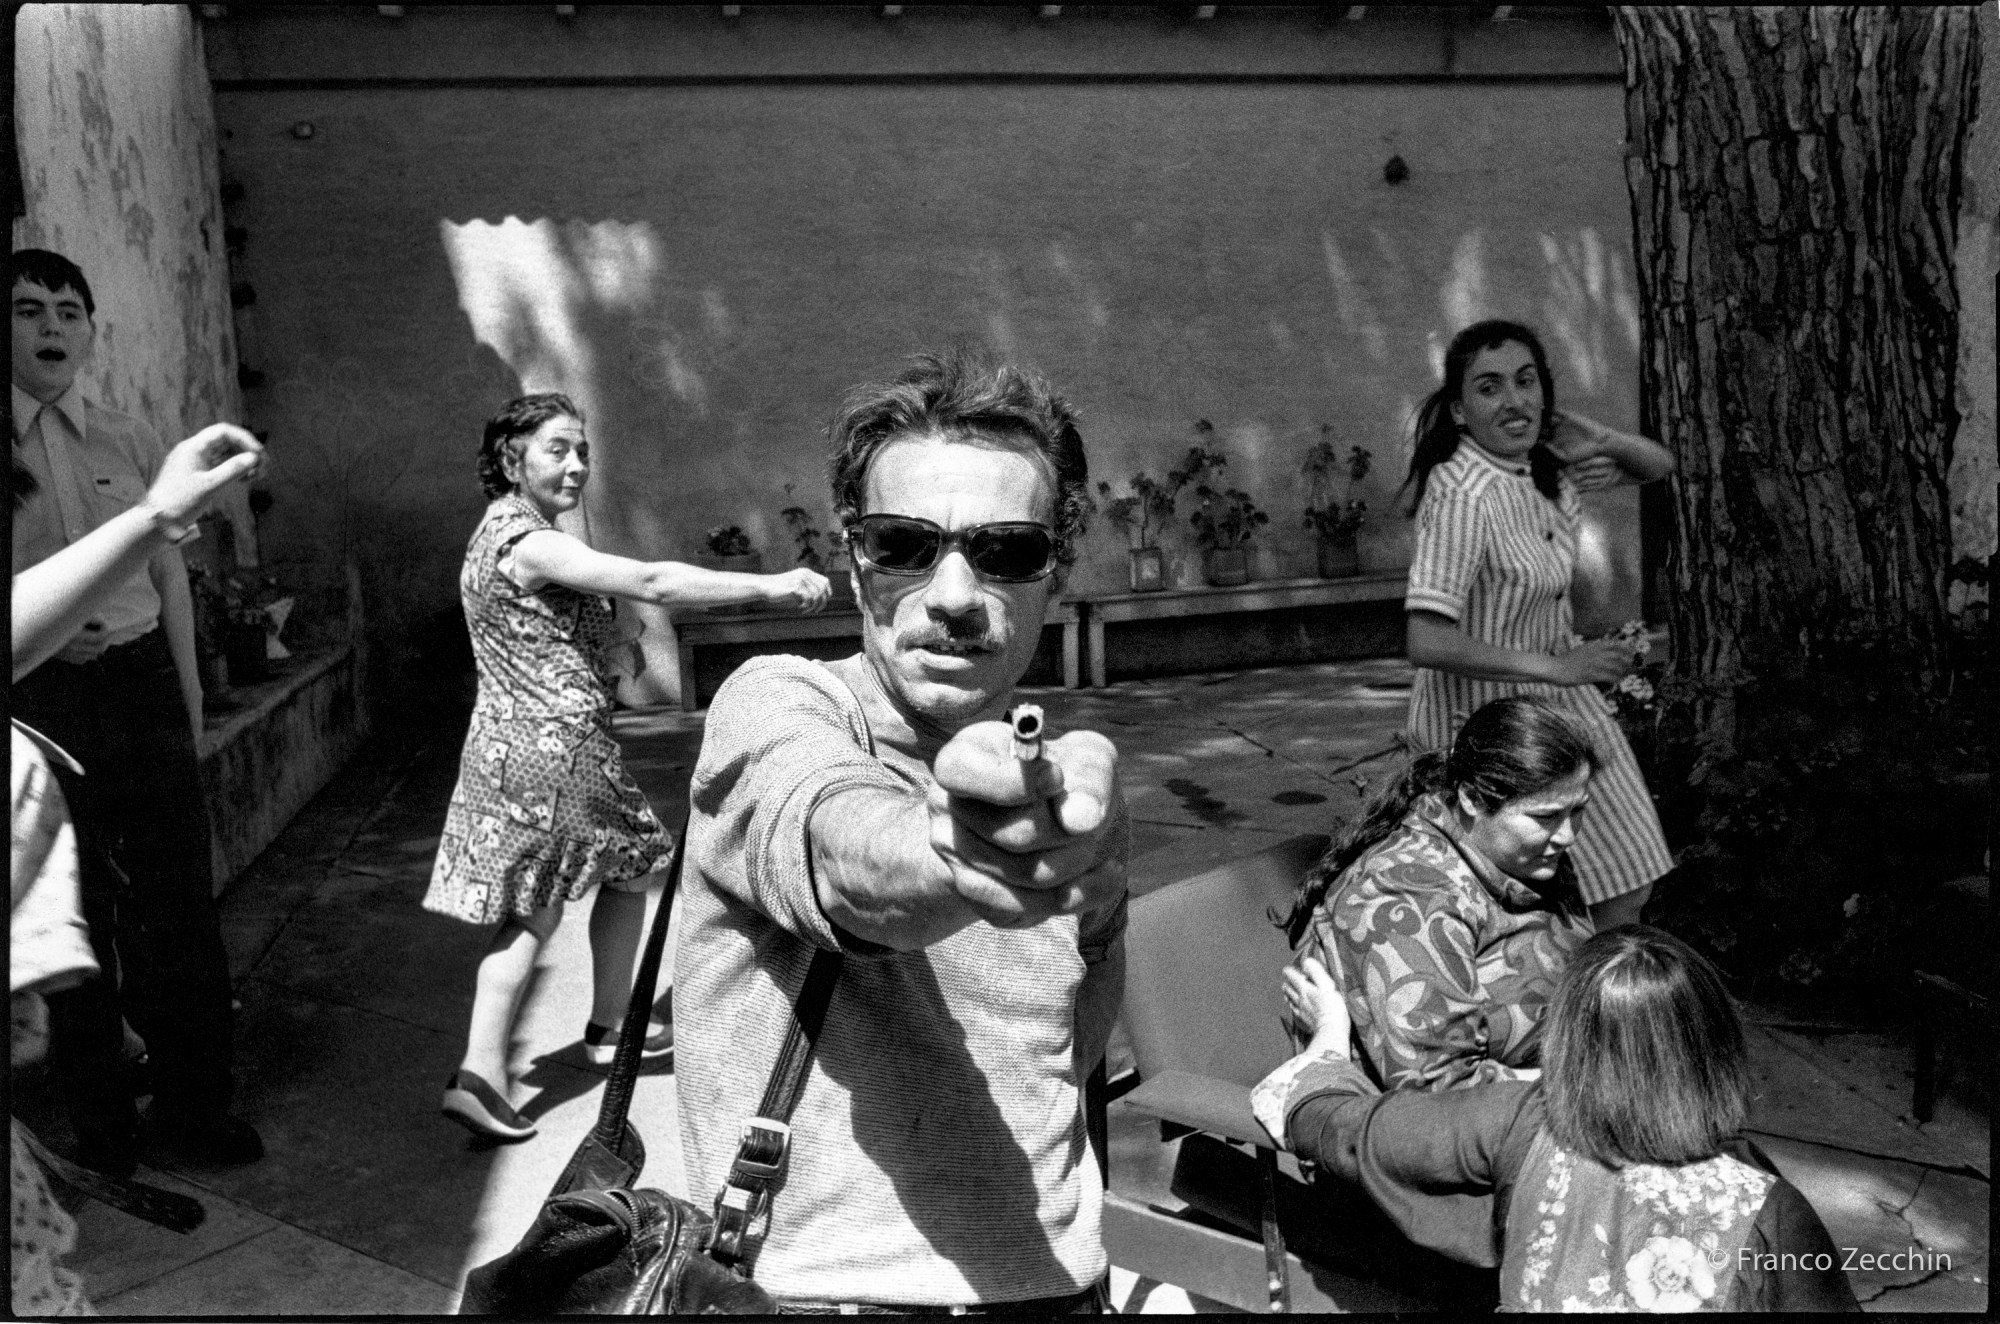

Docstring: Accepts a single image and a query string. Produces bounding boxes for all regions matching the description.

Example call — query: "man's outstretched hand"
[929,721,1125,929]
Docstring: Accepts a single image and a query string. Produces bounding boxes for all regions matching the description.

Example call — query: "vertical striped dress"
[1403,442,1673,906]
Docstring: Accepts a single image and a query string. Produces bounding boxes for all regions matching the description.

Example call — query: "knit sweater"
[674,655,1126,1305]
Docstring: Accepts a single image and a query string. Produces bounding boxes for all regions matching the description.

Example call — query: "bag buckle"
[731,1118,791,1181]
[708,1118,791,1266]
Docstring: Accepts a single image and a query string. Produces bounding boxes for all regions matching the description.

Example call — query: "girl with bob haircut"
[1253,925,1859,1313]
[425,393,830,1143]
[1402,318,1676,931]
[1277,695,1599,1092]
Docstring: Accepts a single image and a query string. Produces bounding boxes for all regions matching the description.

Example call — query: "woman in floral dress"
[1403,319,1676,930]
[427,394,829,1141]
[1256,926,1858,1312]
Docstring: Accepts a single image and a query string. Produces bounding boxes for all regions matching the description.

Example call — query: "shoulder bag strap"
[706,947,843,1268]
[588,808,690,1149]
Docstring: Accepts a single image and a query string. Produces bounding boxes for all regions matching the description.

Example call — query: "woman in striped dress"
[1402,320,1675,928]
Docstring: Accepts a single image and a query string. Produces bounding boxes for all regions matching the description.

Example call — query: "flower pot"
[224,620,269,685]
[1316,537,1361,579]
[707,552,763,575]
[1127,547,1167,593]
[1204,547,1250,587]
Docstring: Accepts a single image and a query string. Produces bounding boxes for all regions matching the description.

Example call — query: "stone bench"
[1082,572,1407,688]
[196,567,370,894]
[672,598,1084,712]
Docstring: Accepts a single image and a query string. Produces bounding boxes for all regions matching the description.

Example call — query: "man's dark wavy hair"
[9,248,95,317]
[477,392,582,499]
[825,349,1090,567]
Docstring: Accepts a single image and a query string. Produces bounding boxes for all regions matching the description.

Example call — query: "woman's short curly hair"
[477,392,582,499]
[825,350,1091,566]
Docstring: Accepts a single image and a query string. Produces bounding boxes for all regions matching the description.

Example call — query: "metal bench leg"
[1912,974,1937,1123]
[1260,1147,1290,1313]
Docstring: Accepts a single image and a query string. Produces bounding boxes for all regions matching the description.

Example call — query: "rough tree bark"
[1613,6,1980,756]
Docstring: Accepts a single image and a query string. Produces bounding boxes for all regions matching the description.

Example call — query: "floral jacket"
[1295,799,1594,1092]
[1252,1052,1859,1313]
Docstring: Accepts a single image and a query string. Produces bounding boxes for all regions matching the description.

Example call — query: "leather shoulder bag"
[459,815,840,1315]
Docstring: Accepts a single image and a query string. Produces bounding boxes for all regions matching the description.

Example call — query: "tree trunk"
[1610,8,1987,1009]
[1613,6,1979,756]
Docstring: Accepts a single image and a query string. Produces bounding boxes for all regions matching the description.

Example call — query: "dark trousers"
[12,630,236,1139]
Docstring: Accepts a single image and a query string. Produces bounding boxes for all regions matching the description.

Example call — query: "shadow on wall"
[440,216,717,707]
[258,336,517,705]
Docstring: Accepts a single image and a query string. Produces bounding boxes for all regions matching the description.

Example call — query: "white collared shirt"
[11,381,168,645]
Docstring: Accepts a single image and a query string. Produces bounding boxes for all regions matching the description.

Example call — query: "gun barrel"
[1010,704,1045,761]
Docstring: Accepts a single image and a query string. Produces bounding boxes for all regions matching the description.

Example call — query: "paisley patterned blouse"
[1293,798,1594,1092]
[1252,1054,1859,1313]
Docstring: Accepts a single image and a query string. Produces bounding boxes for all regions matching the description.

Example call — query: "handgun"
[1009,703,1045,762]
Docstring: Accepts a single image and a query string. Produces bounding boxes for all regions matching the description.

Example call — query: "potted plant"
[780,488,853,603]
[1302,429,1372,578]
[703,525,762,575]
[1095,472,1179,592]
[189,556,285,687]
[1184,439,1269,586]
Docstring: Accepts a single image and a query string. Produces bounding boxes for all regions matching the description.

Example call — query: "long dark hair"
[1277,695,1601,944]
[1402,319,1562,513]
[1543,925,1752,1168]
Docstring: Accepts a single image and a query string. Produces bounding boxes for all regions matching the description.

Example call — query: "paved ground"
[16,657,1989,1313]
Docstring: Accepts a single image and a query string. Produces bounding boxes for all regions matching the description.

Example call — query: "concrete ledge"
[198,642,372,894]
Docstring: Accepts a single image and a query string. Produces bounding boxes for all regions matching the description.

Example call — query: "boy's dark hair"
[9,249,95,317]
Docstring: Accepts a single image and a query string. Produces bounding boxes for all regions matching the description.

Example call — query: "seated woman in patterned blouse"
[1254,927,1858,1313]
[1276,695,1598,1093]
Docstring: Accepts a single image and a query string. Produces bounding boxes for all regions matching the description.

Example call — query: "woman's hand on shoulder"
[764,567,832,614]
[1284,956,1351,1058]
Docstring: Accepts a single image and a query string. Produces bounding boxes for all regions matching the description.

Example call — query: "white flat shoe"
[441,1069,537,1142]
[582,1021,673,1068]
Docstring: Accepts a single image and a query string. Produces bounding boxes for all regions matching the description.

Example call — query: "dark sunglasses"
[845,514,1058,583]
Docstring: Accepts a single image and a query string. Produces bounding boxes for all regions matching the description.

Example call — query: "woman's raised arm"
[507,528,830,612]
[1546,410,1675,490]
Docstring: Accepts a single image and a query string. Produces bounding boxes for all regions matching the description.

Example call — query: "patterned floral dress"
[422,495,674,925]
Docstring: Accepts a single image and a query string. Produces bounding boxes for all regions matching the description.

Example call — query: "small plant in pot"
[703,525,761,574]
[1095,472,1181,592]
[1302,430,1371,578]
[780,487,853,603]
[1188,472,1270,587]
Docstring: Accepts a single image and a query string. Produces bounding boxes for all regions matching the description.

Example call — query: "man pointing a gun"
[676,351,1127,1313]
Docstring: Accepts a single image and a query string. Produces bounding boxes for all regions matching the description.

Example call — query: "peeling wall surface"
[208,7,1651,704]
[13,3,250,549]
[1951,3,1999,564]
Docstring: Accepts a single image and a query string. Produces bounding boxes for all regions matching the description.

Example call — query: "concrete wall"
[206,5,1649,704]
[12,3,253,554]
